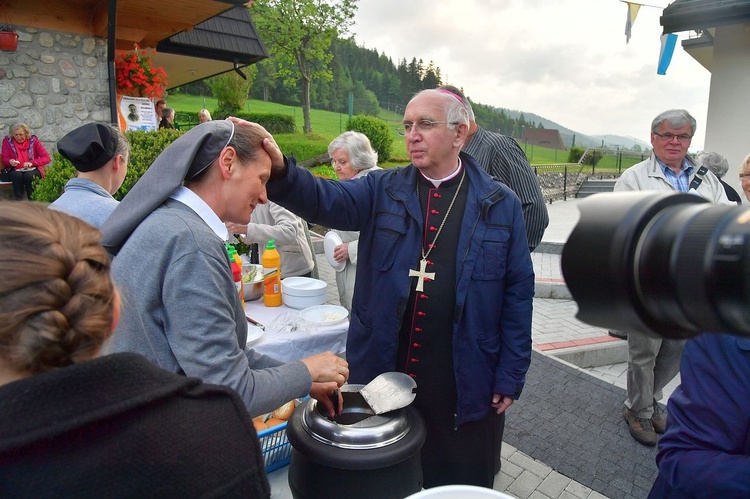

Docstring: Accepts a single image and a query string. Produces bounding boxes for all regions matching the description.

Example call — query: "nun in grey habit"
[100,119,348,418]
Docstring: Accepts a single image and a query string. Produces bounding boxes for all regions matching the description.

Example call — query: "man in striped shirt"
[439,85,549,251]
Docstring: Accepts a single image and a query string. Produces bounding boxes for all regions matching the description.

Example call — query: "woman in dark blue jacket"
[649,333,750,498]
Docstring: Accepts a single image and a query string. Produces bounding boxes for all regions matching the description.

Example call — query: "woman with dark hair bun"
[0,202,271,498]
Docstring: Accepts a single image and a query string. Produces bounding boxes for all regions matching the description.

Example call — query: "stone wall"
[0,26,110,156]
[538,171,579,202]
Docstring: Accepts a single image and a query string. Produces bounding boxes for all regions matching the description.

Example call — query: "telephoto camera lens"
[561,191,750,339]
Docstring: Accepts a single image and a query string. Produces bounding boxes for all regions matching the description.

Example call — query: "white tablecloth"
[244,299,348,362]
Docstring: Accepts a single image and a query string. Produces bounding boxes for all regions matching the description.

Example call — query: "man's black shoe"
[608,330,627,340]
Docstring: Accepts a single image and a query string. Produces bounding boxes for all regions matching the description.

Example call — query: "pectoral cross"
[408,258,435,292]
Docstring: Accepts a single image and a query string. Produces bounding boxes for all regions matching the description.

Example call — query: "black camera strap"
[688,165,708,191]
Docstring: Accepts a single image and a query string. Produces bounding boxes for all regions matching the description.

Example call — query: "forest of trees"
[249,38,453,118]
[179,36,540,137]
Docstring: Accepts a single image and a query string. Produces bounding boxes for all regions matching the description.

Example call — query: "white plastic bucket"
[406,485,516,499]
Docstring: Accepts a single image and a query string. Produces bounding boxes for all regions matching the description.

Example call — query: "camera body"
[561,191,750,339]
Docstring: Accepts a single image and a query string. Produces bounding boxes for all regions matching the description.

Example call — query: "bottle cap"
[265,239,276,250]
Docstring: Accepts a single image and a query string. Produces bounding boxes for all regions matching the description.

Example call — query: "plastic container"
[227,245,244,306]
[233,246,246,305]
[262,239,282,307]
[406,485,515,498]
[281,277,327,309]
[257,421,292,473]
[242,263,264,301]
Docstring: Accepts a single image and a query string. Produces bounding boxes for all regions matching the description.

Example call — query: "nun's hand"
[227,116,285,171]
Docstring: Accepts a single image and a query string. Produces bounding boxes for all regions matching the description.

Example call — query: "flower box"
[0,30,18,52]
[115,45,167,100]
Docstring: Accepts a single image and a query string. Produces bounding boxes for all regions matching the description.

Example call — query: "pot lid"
[301,385,411,450]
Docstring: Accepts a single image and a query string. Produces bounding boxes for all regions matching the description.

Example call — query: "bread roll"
[265,417,286,428]
[253,416,268,432]
[272,400,295,420]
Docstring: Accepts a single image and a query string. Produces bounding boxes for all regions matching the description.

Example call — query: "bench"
[0,181,14,200]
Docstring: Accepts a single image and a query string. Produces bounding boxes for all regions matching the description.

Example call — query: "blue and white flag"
[657,33,678,75]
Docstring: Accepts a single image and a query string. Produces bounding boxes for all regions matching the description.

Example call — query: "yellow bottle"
[262,239,282,307]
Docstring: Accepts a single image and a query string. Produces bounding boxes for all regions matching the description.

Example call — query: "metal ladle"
[328,372,417,423]
[359,372,417,415]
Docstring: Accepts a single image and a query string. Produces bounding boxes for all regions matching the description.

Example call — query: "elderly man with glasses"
[262,88,534,489]
[613,109,733,447]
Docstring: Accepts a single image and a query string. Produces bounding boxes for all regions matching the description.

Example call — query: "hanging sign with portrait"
[117,95,159,132]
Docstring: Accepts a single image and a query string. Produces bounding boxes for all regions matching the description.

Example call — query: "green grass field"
[168,93,588,168]
[520,143,570,164]
[169,93,410,165]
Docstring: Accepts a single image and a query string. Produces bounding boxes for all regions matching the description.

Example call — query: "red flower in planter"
[115,45,167,99]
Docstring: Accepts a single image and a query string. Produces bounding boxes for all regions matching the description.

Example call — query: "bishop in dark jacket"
[259,88,534,489]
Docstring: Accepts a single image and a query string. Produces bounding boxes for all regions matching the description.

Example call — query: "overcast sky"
[352,0,712,150]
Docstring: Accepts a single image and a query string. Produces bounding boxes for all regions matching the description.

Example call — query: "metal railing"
[532,148,649,202]
[532,163,583,202]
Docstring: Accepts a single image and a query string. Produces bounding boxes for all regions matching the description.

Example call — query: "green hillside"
[168,93,409,165]
[167,93,570,166]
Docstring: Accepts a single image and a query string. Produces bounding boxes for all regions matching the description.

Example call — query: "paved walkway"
[500,199,679,499]
[269,198,680,498]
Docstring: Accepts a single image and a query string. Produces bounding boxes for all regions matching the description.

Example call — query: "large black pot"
[287,385,426,499]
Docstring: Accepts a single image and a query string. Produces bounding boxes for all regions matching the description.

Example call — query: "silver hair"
[697,151,729,178]
[9,122,31,138]
[412,89,469,130]
[439,85,475,121]
[742,154,750,173]
[464,98,475,122]
[651,109,697,135]
[199,109,212,120]
[327,131,378,171]
[162,107,175,119]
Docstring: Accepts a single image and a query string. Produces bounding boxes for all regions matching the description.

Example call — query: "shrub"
[213,106,238,119]
[174,110,199,129]
[567,146,585,164]
[32,153,77,203]
[346,115,393,162]
[206,69,255,113]
[213,111,297,135]
[275,133,328,162]
[310,164,337,179]
[32,128,183,203]
[120,129,183,198]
